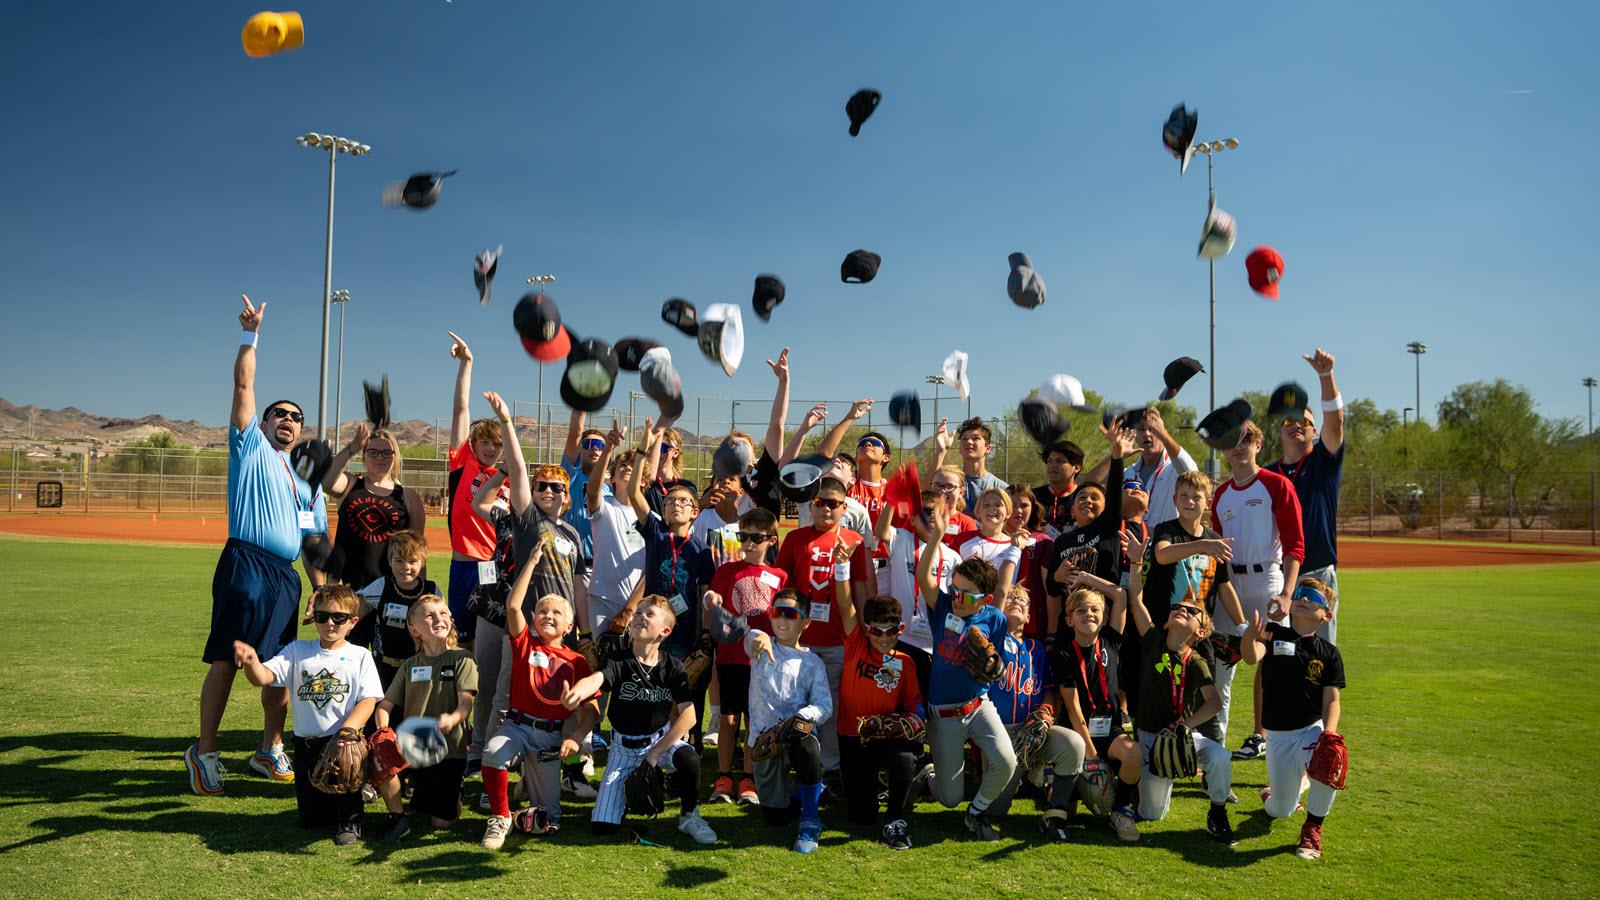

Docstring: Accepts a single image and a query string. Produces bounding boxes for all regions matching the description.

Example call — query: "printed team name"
[298,668,350,710]
[617,680,672,703]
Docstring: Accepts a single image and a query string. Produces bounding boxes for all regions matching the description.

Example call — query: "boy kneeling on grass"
[745,588,833,854]
[233,585,382,846]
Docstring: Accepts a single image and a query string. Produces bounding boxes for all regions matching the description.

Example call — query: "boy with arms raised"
[443,332,503,651]
[744,588,833,853]
[872,488,956,695]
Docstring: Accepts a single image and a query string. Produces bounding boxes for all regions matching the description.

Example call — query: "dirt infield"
[2,512,1598,568]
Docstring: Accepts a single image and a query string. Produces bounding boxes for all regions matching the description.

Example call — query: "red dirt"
[2,513,1596,568]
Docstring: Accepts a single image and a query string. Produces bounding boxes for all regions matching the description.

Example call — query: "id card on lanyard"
[277,452,317,530]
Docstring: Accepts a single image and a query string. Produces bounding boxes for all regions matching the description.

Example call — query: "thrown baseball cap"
[1018,397,1069,448]
[242,10,304,58]
[513,292,571,362]
[846,89,882,137]
[1265,382,1311,422]
[1159,356,1205,401]
[752,274,785,322]
[290,439,333,488]
[712,436,755,480]
[1007,252,1046,309]
[613,337,661,372]
[779,453,831,503]
[889,391,921,434]
[1198,201,1237,259]
[363,375,390,428]
[560,338,620,413]
[1196,398,1254,450]
[942,350,970,401]
[1038,373,1095,413]
[697,303,744,377]
[382,171,457,210]
[638,348,685,419]
[1101,406,1144,431]
[473,246,501,306]
[841,249,881,284]
[1245,246,1285,299]
[1162,103,1199,175]
[661,298,700,339]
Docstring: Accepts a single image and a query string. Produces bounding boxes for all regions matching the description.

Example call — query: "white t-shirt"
[957,532,1022,571]
[265,639,384,739]
[883,528,954,652]
[589,493,645,609]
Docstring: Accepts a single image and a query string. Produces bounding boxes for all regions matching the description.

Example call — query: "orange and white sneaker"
[249,744,295,782]
[185,744,225,796]
[737,777,759,806]
[1295,821,1323,860]
[709,775,736,804]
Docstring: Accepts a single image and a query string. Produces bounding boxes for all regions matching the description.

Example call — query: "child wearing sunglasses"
[233,585,383,846]
[831,546,924,851]
[700,508,788,805]
[743,589,832,853]
[872,489,955,695]
[1240,577,1345,861]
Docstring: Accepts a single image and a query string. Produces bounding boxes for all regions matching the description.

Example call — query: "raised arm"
[1100,424,1135,526]
[232,295,264,430]
[561,407,587,468]
[587,422,626,516]
[834,538,859,637]
[1240,610,1269,665]
[485,391,530,514]
[926,417,952,472]
[472,470,509,521]
[781,403,828,466]
[1306,348,1344,453]
[1142,408,1188,469]
[627,419,663,521]
[916,504,950,601]
[322,421,371,497]
[448,331,473,448]
[504,542,539,640]
[819,399,872,459]
[763,348,791,460]
[1123,529,1154,636]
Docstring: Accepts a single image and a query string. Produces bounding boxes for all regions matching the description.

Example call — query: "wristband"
[241,331,258,348]
[1321,394,1344,413]
[1235,622,1248,637]
[833,563,851,582]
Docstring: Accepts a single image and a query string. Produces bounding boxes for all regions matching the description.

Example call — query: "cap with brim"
[1018,397,1069,447]
[888,391,921,434]
[363,375,391,428]
[513,292,571,362]
[1162,104,1198,175]
[846,89,882,137]
[242,11,305,57]
[1265,382,1311,422]
[290,439,334,488]
[841,249,881,284]
[661,298,700,339]
[752,275,785,322]
[942,350,970,401]
[474,246,501,306]
[1196,398,1254,451]
[614,337,661,372]
[383,171,457,211]
[1159,356,1204,401]
[779,453,830,503]
[1198,201,1237,259]
[712,438,754,480]
[1039,373,1095,412]
[638,348,684,419]
[560,338,620,413]
[1006,252,1046,309]
[1246,246,1285,299]
[697,304,744,377]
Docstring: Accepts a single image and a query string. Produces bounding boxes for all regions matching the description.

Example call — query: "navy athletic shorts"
[203,538,302,664]
[447,558,482,642]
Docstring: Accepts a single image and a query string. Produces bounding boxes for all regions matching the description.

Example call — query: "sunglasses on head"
[856,437,885,450]
[582,437,606,451]
[952,588,989,605]
[736,531,775,544]
[866,622,904,637]
[1170,605,1203,619]
[812,497,844,511]
[534,481,568,494]
[769,605,805,620]
[267,407,304,423]
[312,610,353,625]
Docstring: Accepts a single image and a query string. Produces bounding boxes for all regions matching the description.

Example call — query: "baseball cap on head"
[888,391,921,434]
[1162,103,1199,175]
[779,453,830,503]
[513,291,571,362]
[363,375,390,428]
[242,10,305,57]
[1018,397,1069,448]
[1159,356,1205,401]
[1198,201,1237,259]
[697,304,744,377]
[1245,246,1285,299]
[1038,373,1094,413]
[560,338,620,413]
[752,274,785,322]
[661,298,700,339]
[1006,252,1047,309]
[942,350,970,401]
[846,89,882,137]
[1196,398,1254,450]
[613,337,662,372]
[383,171,456,210]
[473,246,501,306]
[712,437,755,480]
[841,249,881,284]
[1265,382,1311,422]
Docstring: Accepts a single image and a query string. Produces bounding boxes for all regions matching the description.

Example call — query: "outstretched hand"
[767,347,790,381]
[1304,348,1335,377]
[232,640,260,668]
[847,398,874,421]
[1106,423,1137,458]
[483,390,511,422]
[448,331,473,363]
[239,295,266,332]
[933,418,953,454]
[1245,610,1270,645]
[802,403,828,431]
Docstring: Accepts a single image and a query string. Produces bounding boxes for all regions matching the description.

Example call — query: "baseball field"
[0,533,1596,898]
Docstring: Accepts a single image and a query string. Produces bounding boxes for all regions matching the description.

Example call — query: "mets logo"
[298,667,350,710]
[1305,659,1324,685]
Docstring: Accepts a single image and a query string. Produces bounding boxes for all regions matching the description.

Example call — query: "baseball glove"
[366,726,409,786]
[624,763,665,817]
[311,727,369,795]
[1077,757,1116,816]
[1012,706,1055,775]
[857,712,925,743]
[571,636,601,672]
[1307,730,1348,790]
[512,805,556,834]
[680,636,715,691]
[1147,723,1197,780]
[1207,631,1242,666]
[960,626,1004,683]
[749,716,815,762]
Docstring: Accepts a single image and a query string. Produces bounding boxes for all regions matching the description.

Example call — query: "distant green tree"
[1438,380,1581,528]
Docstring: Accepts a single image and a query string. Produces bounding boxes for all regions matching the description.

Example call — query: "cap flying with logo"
[290,439,333,489]
[697,303,744,377]
[383,172,457,210]
[473,246,501,306]
[1162,103,1199,175]
[613,337,662,373]
[661,298,700,339]
[942,350,970,401]
[1196,398,1254,450]
[1159,356,1205,401]
[1245,246,1285,299]
[841,249,881,284]
[1018,397,1069,448]
[1198,200,1237,259]
[779,453,831,503]
[242,11,305,57]
[888,391,922,434]
[846,89,882,137]
[1264,382,1311,422]
[513,291,572,362]
[560,338,620,413]
[363,375,391,428]
[752,275,785,322]
[1007,252,1046,309]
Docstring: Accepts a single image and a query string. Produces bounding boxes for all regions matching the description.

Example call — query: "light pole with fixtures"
[1584,377,1596,437]
[330,290,351,451]
[295,132,371,441]
[925,375,944,429]
[526,274,557,459]
[1402,407,1412,461]
[1406,341,1427,425]
[1191,136,1241,479]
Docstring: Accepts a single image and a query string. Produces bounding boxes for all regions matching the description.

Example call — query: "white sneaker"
[562,772,598,800]
[701,731,718,748]
[678,810,718,845]
[184,744,225,796]
[481,815,511,850]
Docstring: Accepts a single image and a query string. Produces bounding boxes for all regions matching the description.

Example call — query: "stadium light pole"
[1406,341,1427,424]
[1402,407,1412,461]
[330,290,351,451]
[1584,377,1596,436]
[1196,136,1241,477]
[925,375,945,429]
[296,132,372,442]
[526,274,557,459]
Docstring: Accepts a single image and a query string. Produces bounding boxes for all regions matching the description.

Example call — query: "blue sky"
[2,1,1596,434]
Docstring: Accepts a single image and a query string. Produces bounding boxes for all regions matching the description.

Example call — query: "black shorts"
[204,538,302,664]
[408,757,468,822]
[716,663,751,716]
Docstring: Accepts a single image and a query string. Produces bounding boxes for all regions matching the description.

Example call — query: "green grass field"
[1,536,1597,897]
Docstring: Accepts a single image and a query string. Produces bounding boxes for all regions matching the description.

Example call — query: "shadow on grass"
[662,864,727,888]
[0,730,284,810]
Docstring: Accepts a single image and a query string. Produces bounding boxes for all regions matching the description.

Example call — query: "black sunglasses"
[267,407,304,423]
[812,497,844,510]
[737,532,775,544]
[312,610,353,625]
[769,605,805,620]
[534,481,568,494]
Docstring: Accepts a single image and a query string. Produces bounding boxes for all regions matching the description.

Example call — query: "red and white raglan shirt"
[953,531,1022,586]
[849,477,893,589]
[1210,469,1305,630]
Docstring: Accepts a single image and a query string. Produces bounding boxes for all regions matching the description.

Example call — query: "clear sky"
[2,1,1596,433]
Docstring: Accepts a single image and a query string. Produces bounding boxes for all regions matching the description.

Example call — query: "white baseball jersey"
[1210,469,1305,567]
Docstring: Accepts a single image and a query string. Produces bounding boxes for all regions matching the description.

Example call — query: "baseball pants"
[808,644,846,770]
[754,732,824,825]
[471,616,508,754]
[1264,722,1337,819]
[1301,565,1339,645]
[1135,727,1232,822]
[837,735,920,825]
[591,725,697,826]
[482,719,567,823]
[988,722,1086,817]
[1214,566,1283,740]
[928,697,1016,813]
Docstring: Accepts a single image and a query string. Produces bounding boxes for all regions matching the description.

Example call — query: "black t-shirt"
[1054,625,1124,741]
[637,514,716,651]
[473,503,587,629]
[1046,458,1124,610]
[1141,518,1232,623]
[1132,627,1213,734]
[332,478,413,591]
[599,649,693,736]
[370,576,438,664]
[1260,622,1346,731]
[1032,483,1077,536]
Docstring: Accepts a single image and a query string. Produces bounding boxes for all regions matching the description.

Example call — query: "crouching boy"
[745,589,833,854]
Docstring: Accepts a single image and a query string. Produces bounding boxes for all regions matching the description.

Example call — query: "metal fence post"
[1506,472,1515,542]
[156,447,164,515]
[82,449,90,512]
[8,444,15,512]
[1438,472,1445,540]
[1592,472,1597,547]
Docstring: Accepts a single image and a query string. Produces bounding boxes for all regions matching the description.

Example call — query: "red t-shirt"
[775,525,871,648]
[508,628,595,721]
[838,627,923,736]
[709,560,787,665]
[447,441,503,559]
[850,478,891,565]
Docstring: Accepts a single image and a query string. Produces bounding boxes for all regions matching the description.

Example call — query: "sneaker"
[1039,810,1070,842]
[361,785,377,804]
[562,771,599,800]
[481,815,511,850]
[591,733,608,750]
[333,823,361,846]
[964,808,1000,842]
[1206,805,1237,847]
[513,806,559,835]
[1232,734,1266,761]
[881,818,911,850]
[678,810,718,845]
[1110,806,1140,842]
[709,775,736,804]
[184,744,225,796]
[248,745,295,782]
[1259,785,1304,813]
[793,817,822,854]
[702,730,719,748]
[737,777,759,805]
[913,763,936,800]
[1295,821,1324,860]
[377,813,412,844]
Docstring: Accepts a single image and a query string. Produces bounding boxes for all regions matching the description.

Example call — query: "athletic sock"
[1307,813,1325,826]
[1113,779,1136,808]
[797,781,823,820]
[481,767,511,818]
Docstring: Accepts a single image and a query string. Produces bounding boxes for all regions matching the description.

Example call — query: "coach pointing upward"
[186,295,329,796]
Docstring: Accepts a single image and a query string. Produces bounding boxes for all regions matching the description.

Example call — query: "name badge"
[758,571,781,589]
[882,656,902,671]
[1088,715,1112,738]
[945,523,961,535]
[1272,640,1297,657]
[809,601,831,622]
[529,651,551,669]
[297,510,316,530]
[1043,525,1060,539]
[477,560,498,585]
[668,593,689,615]
[553,536,576,558]
[944,613,965,634]
[383,602,408,626]
[409,665,432,682]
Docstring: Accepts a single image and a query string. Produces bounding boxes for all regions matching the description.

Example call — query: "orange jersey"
[446,441,503,559]
[837,627,922,736]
